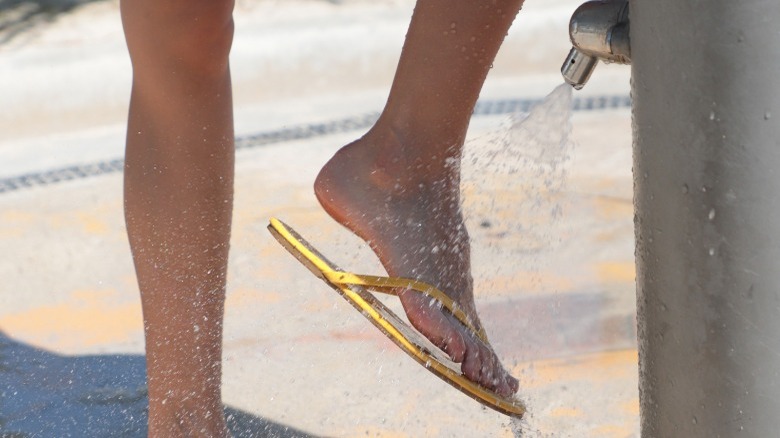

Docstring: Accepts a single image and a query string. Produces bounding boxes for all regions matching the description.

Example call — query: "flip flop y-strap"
[322,270,489,344]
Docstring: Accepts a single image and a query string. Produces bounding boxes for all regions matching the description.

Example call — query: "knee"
[123,0,235,77]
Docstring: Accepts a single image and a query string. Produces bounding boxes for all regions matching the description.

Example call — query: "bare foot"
[314,129,519,397]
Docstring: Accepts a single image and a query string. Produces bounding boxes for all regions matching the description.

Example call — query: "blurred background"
[0,1,635,436]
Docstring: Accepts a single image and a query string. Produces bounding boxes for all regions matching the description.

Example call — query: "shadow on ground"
[0,331,316,437]
[0,0,107,45]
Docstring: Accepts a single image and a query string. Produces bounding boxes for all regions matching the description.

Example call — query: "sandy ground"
[0,1,637,436]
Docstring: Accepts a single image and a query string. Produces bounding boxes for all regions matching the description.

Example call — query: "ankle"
[355,132,462,198]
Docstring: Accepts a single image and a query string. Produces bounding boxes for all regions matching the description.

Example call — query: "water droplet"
[692,416,698,424]
[709,248,715,256]
[765,111,772,120]
[709,111,716,121]
[708,208,716,220]
[682,184,689,194]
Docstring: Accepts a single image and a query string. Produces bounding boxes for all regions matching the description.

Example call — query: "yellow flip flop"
[267,218,525,419]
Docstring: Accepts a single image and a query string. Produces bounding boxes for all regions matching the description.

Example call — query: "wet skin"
[121,0,524,434]
[315,128,520,397]
[314,0,525,398]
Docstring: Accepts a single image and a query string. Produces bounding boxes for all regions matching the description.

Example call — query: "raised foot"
[314,136,519,397]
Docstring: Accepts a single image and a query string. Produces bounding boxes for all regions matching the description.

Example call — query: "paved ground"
[0,1,637,436]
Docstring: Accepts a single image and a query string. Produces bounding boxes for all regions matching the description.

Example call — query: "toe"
[501,371,520,397]
[506,372,520,394]
[399,290,467,362]
[424,311,467,363]
[443,330,467,363]
[461,343,484,383]
[491,357,519,397]
[481,349,505,394]
[495,373,516,398]
[461,340,520,397]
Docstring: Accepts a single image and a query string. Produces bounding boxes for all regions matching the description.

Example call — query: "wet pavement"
[0,1,636,436]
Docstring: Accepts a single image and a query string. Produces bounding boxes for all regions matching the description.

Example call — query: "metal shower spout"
[561,0,631,90]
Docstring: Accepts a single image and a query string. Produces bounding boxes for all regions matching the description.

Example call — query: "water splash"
[510,415,546,438]
[462,83,574,274]
[461,84,574,433]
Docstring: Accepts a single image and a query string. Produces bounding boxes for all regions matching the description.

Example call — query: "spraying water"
[463,83,573,251]
[461,83,574,437]
[462,83,573,298]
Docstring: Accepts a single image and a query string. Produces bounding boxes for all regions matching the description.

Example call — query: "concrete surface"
[0,1,637,436]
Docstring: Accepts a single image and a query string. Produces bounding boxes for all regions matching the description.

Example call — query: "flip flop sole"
[268,218,525,419]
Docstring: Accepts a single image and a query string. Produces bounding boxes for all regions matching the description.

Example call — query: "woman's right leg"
[120,1,235,436]
[315,0,524,397]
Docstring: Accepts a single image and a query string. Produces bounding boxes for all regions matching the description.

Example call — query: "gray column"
[631,0,780,436]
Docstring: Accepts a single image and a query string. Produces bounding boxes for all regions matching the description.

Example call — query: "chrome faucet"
[561,0,631,90]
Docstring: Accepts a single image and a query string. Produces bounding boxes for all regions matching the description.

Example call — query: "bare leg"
[315,0,523,396]
[121,1,235,435]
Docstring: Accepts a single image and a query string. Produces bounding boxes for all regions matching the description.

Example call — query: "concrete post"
[631,0,780,436]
